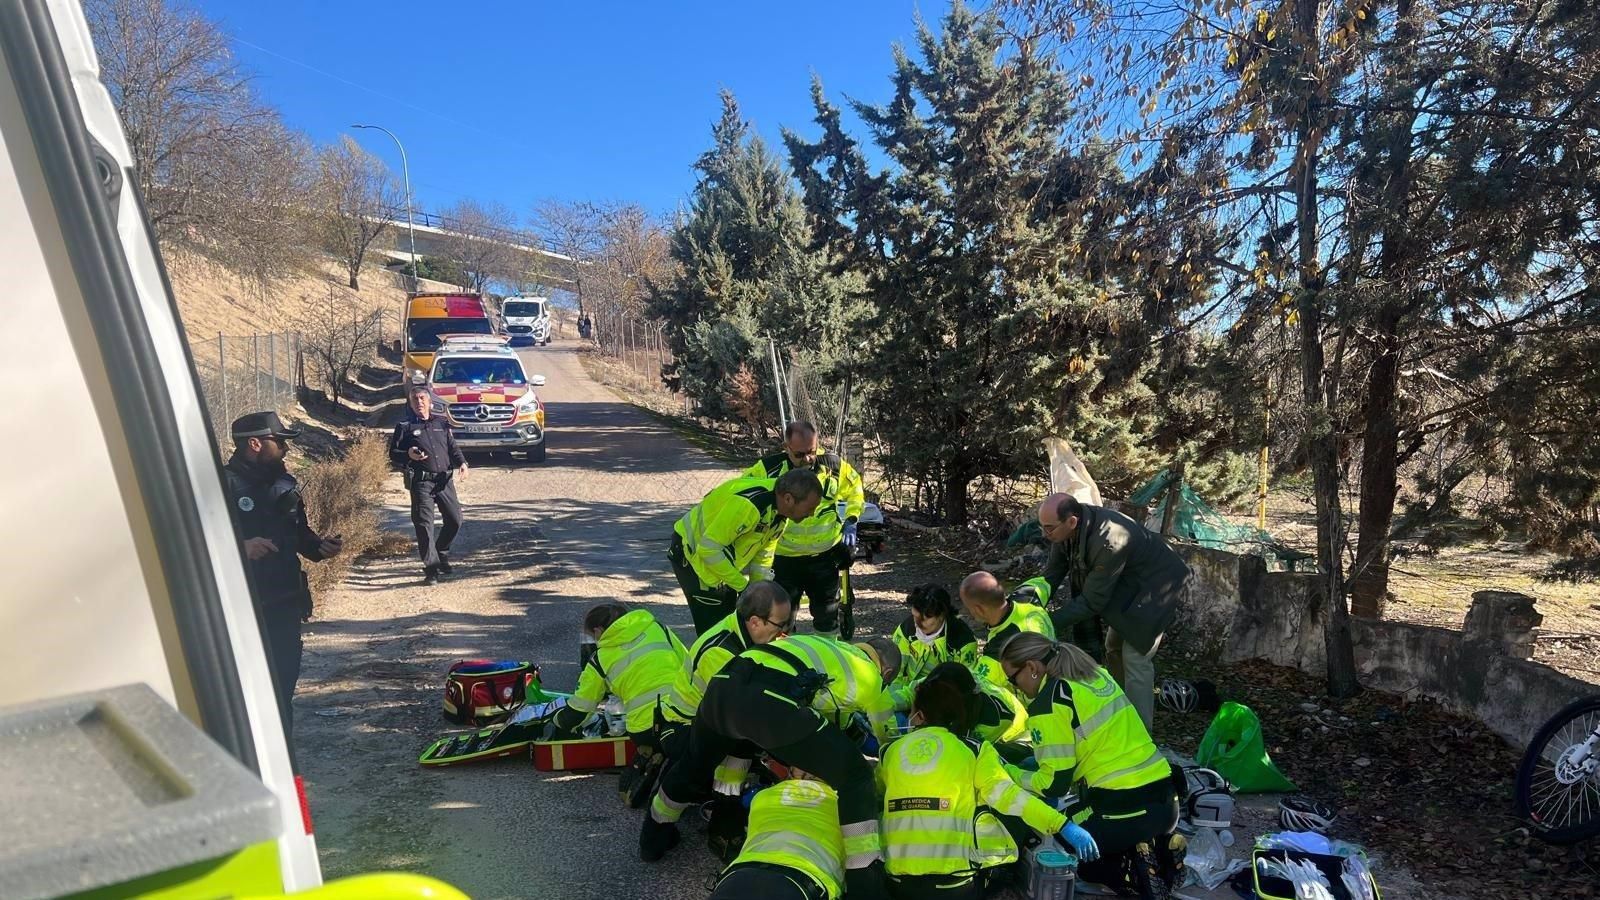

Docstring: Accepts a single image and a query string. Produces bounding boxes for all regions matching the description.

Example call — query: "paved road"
[297,340,736,898]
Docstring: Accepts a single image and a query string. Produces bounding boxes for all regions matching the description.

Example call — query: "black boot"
[639,811,680,862]
[422,567,439,586]
[437,553,453,575]
[705,795,749,863]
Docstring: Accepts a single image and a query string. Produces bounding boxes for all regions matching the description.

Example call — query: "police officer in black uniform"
[223,411,342,755]
[390,387,467,584]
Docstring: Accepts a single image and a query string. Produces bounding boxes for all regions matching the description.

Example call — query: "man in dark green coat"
[1040,493,1188,732]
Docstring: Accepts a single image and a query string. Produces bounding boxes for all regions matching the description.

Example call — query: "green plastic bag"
[1195,701,1298,793]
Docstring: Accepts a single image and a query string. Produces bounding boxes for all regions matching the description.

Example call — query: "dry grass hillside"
[168,253,414,339]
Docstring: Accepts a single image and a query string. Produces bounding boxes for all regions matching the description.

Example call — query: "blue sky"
[198,0,950,222]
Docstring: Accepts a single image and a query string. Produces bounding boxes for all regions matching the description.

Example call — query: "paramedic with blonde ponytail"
[998,634,1179,870]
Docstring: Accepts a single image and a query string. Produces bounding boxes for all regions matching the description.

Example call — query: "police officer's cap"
[230,410,301,442]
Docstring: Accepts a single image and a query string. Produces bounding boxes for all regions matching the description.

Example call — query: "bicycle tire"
[838,569,856,640]
[1515,695,1600,844]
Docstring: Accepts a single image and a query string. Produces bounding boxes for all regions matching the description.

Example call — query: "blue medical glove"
[842,522,859,549]
[1059,823,1100,862]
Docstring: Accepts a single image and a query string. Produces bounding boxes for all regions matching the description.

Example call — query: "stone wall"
[1170,543,1593,746]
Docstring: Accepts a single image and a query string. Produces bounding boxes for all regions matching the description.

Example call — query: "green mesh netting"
[1004,472,1311,570]
[1130,470,1309,569]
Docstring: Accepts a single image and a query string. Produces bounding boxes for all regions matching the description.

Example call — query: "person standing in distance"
[223,412,343,756]
[1038,493,1188,732]
[743,421,865,637]
[390,387,467,585]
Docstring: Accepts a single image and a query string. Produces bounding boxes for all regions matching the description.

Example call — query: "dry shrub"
[297,432,390,596]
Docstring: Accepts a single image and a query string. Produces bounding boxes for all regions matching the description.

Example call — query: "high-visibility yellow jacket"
[743,450,864,558]
[1005,668,1171,799]
[567,610,687,734]
[973,674,1031,745]
[886,614,980,711]
[664,612,750,722]
[879,726,1067,876]
[728,779,845,899]
[743,634,897,743]
[978,599,1056,694]
[674,475,788,591]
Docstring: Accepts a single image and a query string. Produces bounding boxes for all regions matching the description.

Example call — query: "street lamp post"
[352,123,419,292]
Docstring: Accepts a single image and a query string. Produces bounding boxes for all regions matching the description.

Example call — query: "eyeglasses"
[1005,664,1032,690]
[761,615,795,632]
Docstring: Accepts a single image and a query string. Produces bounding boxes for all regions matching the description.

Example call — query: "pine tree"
[652,91,849,429]
[787,3,1196,523]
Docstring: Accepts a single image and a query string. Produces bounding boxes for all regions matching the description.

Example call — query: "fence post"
[268,333,277,408]
[218,333,227,427]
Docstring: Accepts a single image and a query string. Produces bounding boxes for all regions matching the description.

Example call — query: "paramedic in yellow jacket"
[710,772,845,900]
[549,604,687,754]
[879,666,1078,900]
[644,634,904,900]
[997,634,1180,875]
[886,584,980,710]
[743,422,865,637]
[670,468,824,634]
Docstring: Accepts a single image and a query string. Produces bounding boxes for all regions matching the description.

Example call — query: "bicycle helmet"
[1182,767,1235,828]
[1157,677,1200,714]
[1279,796,1337,833]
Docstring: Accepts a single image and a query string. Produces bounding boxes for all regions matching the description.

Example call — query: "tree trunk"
[348,271,360,289]
[1293,0,1360,699]
[944,468,970,526]
[1351,303,1403,618]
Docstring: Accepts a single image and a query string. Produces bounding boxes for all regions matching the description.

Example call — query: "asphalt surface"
[296,340,735,899]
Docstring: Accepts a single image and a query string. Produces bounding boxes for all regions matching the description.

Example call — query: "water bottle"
[602,696,626,737]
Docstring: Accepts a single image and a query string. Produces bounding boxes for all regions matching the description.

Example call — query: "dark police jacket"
[389,412,465,478]
[1042,503,1188,656]
[223,454,329,615]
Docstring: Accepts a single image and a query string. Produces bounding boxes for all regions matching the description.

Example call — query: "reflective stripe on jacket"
[743,634,896,742]
[1005,669,1171,797]
[673,475,786,590]
[730,779,845,899]
[569,609,687,733]
[743,451,864,558]
[879,727,1066,876]
[665,612,749,721]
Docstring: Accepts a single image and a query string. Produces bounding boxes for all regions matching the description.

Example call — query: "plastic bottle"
[602,696,626,736]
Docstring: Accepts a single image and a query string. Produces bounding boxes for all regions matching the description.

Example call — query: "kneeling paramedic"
[549,603,686,803]
[710,770,845,900]
[999,634,1183,897]
[670,469,824,634]
[643,634,904,899]
[880,665,1076,900]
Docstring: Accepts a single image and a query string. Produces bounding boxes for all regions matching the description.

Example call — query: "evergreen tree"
[653,91,849,430]
[787,3,1220,522]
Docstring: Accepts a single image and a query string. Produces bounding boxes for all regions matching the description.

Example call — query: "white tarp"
[1046,437,1102,506]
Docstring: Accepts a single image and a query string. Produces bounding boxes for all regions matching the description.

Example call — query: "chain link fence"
[190,309,401,438]
[192,331,303,437]
[588,306,678,400]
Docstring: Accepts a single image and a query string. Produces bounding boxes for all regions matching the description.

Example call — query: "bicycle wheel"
[838,569,856,640]
[1515,695,1600,844]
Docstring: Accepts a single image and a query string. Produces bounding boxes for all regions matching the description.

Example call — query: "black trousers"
[659,659,877,828]
[257,598,306,770]
[712,862,827,900]
[669,533,736,634]
[1062,775,1180,857]
[410,471,463,571]
[773,548,843,634]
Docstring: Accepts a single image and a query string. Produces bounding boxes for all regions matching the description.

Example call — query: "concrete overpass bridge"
[373,207,579,288]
